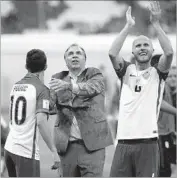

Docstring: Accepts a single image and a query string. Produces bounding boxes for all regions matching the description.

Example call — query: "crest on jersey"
[43,100,49,109]
[142,71,150,79]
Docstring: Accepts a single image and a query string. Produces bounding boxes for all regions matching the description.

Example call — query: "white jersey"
[5,73,50,160]
[115,61,168,140]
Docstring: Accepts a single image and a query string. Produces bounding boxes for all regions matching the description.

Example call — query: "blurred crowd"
[1,1,176,36]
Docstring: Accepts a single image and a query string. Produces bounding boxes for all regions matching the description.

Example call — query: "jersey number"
[10,96,27,125]
[135,85,141,92]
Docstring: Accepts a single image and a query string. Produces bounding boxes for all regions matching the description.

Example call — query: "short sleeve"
[36,87,50,114]
[49,89,57,115]
[153,64,169,81]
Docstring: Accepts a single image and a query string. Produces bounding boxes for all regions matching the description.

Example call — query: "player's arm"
[160,100,177,116]
[36,113,60,170]
[49,90,57,115]
[149,1,173,72]
[37,113,58,152]
[36,88,60,169]
[108,6,135,75]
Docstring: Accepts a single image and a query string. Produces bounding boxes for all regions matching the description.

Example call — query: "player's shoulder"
[34,80,49,94]
[125,63,136,73]
[15,76,49,95]
[149,65,161,75]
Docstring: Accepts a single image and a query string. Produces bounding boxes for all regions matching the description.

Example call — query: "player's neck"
[135,62,151,71]
[28,72,44,83]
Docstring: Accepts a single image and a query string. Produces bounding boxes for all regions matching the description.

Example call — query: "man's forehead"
[133,36,151,45]
[67,45,83,53]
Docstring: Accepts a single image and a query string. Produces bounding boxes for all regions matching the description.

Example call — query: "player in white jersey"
[4,49,60,177]
[109,1,173,177]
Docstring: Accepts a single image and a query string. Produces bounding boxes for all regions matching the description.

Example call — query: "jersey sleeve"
[114,59,131,79]
[36,87,50,114]
[154,64,169,81]
[49,90,57,115]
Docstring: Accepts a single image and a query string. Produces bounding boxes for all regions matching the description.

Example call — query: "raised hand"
[126,6,135,27]
[148,1,161,23]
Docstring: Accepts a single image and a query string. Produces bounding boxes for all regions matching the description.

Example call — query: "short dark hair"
[64,43,87,60]
[26,49,47,73]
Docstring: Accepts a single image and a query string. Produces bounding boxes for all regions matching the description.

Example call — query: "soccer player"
[109,1,173,177]
[4,49,60,177]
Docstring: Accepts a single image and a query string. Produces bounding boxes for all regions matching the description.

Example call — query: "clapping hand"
[148,1,161,23]
[126,6,135,27]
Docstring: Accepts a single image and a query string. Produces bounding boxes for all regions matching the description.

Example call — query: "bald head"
[132,35,153,49]
[132,35,154,64]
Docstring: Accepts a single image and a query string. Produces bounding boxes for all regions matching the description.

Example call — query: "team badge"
[43,99,49,109]
[142,71,150,79]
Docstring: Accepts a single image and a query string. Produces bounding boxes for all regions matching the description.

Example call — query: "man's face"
[166,67,177,91]
[65,45,86,70]
[132,36,154,64]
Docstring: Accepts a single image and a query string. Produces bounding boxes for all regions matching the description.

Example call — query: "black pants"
[4,150,40,177]
[110,138,159,177]
[158,133,176,177]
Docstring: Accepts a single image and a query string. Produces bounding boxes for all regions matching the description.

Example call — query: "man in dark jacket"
[49,44,113,177]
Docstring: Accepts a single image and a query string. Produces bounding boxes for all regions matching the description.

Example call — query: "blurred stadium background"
[1,1,176,177]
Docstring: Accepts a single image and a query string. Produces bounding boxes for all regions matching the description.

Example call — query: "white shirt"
[115,64,165,141]
[5,74,50,160]
[69,70,84,141]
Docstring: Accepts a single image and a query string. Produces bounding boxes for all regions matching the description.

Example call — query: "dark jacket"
[51,67,113,154]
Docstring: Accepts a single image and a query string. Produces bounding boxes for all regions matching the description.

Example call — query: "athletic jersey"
[115,60,168,140]
[5,73,50,160]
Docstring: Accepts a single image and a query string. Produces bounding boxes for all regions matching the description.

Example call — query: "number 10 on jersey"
[10,96,27,125]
